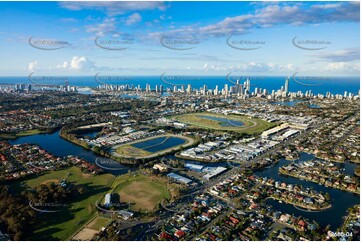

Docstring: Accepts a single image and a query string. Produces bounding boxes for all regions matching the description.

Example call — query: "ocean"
[0,76,359,95]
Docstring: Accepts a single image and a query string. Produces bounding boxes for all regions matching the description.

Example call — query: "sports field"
[13,166,116,241]
[108,174,170,212]
[172,112,276,133]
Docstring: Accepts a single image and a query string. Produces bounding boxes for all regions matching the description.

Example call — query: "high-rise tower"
[285,78,289,94]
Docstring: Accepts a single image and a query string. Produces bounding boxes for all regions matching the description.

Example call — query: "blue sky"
[0,1,359,76]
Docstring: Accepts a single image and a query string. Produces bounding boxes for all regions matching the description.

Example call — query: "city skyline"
[4,75,359,100]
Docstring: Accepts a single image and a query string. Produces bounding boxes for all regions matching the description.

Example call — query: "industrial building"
[203,167,227,180]
[167,173,192,184]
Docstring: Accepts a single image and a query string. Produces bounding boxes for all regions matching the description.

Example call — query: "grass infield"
[172,112,276,134]
[109,174,171,212]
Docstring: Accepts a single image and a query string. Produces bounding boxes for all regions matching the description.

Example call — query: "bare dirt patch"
[72,228,98,241]
[40,179,59,185]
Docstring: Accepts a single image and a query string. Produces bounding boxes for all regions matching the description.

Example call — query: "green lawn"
[0,129,47,139]
[13,166,115,240]
[115,144,152,157]
[17,129,45,136]
[106,173,170,212]
[172,112,276,134]
[87,216,110,230]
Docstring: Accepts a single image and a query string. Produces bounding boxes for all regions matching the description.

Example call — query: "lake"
[132,136,187,153]
[9,130,130,175]
[199,115,244,127]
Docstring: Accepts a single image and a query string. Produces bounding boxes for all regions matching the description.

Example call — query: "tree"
[324,192,330,201]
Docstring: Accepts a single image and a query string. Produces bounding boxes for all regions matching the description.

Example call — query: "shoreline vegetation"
[279,168,360,195]
[309,151,360,164]
[0,128,56,139]
[265,197,332,211]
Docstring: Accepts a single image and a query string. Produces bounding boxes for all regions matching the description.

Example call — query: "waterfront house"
[279,214,290,223]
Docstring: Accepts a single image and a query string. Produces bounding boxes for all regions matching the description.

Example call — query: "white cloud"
[125,13,142,26]
[69,28,80,33]
[28,61,38,72]
[59,1,167,16]
[56,61,69,69]
[146,2,359,39]
[201,62,297,73]
[159,14,172,20]
[309,48,360,62]
[311,3,342,10]
[70,56,95,70]
[324,62,360,72]
[57,57,96,71]
[86,18,116,36]
[60,17,79,23]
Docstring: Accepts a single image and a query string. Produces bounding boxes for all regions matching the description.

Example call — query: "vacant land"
[108,174,171,212]
[17,129,45,136]
[72,227,98,241]
[173,112,275,134]
[13,166,115,241]
[115,144,152,157]
[87,216,110,231]
[72,216,110,241]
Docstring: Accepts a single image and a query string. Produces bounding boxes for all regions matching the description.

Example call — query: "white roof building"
[104,193,112,207]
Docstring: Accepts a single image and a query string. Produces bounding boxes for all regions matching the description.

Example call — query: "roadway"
[127,121,324,239]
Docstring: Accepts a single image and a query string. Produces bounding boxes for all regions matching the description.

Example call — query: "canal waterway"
[9,132,359,230]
